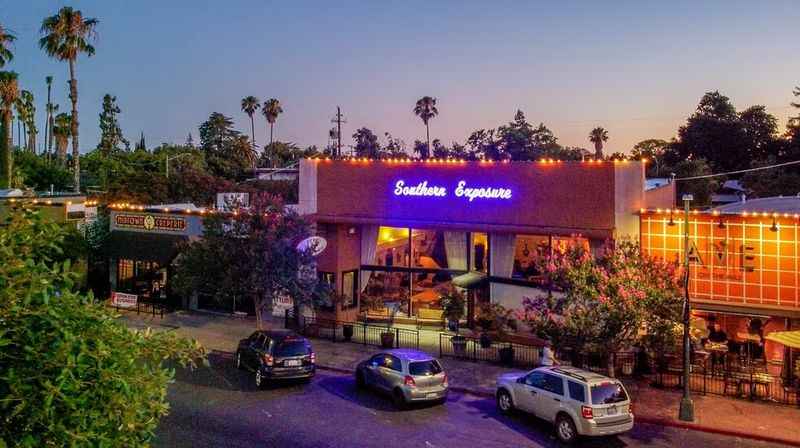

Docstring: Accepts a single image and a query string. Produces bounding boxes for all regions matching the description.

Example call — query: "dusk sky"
[4,1,799,154]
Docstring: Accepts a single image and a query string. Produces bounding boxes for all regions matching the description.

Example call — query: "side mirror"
[516,376,526,384]
[370,361,379,368]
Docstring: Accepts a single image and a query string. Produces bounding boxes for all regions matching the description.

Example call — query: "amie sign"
[393,180,512,202]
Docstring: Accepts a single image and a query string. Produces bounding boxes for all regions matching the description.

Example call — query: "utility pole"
[679,193,695,422]
[331,106,346,158]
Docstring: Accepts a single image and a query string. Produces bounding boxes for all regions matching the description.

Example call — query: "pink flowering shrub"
[522,239,683,375]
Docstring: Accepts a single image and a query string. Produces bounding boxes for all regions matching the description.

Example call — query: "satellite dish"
[296,236,327,256]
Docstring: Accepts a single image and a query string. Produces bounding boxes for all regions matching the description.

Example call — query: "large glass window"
[361,270,410,316]
[471,232,489,273]
[375,226,410,267]
[512,234,550,280]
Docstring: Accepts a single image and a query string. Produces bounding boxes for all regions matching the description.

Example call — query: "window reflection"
[471,232,488,273]
[375,226,409,267]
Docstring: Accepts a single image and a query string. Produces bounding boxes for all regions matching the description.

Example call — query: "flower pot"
[380,331,395,349]
[499,345,515,366]
[451,335,467,355]
[342,324,354,342]
[479,333,492,349]
[447,319,459,333]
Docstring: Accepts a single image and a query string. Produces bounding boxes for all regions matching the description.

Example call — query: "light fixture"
[717,218,726,229]
[668,210,676,226]
[770,217,778,232]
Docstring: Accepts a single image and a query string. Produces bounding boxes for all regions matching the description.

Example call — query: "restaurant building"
[640,197,800,374]
[298,158,661,323]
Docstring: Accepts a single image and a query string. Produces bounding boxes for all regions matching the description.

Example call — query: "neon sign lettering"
[393,180,512,201]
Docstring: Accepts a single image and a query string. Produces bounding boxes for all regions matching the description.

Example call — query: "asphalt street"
[154,352,790,448]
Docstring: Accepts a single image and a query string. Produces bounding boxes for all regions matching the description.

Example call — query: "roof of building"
[0,189,25,198]
[713,196,800,214]
[645,178,672,191]
[720,179,746,192]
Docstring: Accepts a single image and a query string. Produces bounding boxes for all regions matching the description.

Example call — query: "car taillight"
[309,352,316,364]
[628,403,633,415]
[262,354,274,366]
[442,373,448,387]
[581,405,594,419]
[403,375,416,388]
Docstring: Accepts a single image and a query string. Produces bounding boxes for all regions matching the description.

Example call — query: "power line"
[675,159,800,181]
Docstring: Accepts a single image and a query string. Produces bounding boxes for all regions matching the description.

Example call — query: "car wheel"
[355,370,366,389]
[556,414,578,444]
[255,369,264,389]
[392,389,407,410]
[496,390,514,415]
[235,351,243,370]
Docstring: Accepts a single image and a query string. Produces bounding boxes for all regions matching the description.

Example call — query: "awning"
[107,231,187,265]
[765,331,800,350]
[452,272,488,289]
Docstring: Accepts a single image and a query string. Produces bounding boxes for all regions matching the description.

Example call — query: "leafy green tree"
[0,24,15,68]
[198,112,251,178]
[630,138,669,177]
[786,86,800,143]
[97,94,129,155]
[0,70,18,188]
[413,96,438,159]
[40,6,99,192]
[173,194,323,327]
[352,127,381,159]
[241,95,260,150]
[13,150,71,191]
[496,110,559,161]
[673,158,718,206]
[466,128,502,160]
[588,127,608,159]
[522,240,682,377]
[0,206,205,446]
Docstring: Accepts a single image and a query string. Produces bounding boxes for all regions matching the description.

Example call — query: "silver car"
[495,366,633,444]
[355,349,449,408]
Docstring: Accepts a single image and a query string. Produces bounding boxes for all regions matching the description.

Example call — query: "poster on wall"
[111,291,138,309]
[272,293,294,317]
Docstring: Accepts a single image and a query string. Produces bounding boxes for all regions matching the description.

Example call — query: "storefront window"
[374,226,410,267]
[471,232,489,273]
[361,270,410,316]
[512,234,550,280]
[342,270,357,309]
[410,271,454,315]
[116,259,167,300]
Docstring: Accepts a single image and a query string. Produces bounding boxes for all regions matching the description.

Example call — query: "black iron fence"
[284,311,420,350]
[439,333,541,368]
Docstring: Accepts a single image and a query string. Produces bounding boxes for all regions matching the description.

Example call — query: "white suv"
[495,366,633,444]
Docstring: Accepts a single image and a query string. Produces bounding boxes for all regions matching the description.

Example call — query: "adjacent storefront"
[299,158,648,322]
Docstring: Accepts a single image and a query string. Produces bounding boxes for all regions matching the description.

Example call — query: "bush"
[0,207,205,447]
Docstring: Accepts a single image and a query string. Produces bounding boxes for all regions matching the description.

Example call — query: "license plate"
[607,406,617,415]
[284,360,301,367]
[426,393,438,399]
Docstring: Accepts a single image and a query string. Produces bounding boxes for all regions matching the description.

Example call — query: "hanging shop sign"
[296,236,327,256]
[114,213,187,232]
[111,291,138,309]
[392,180,512,202]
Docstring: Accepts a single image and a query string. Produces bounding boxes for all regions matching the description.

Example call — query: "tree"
[0,70,18,188]
[262,98,283,165]
[588,127,608,159]
[466,128,502,160]
[40,7,99,192]
[673,158,718,206]
[521,240,682,377]
[0,23,14,68]
[97,94,128,155]
[173,194,324,328]
[413,96,438,159]
[15,90,37,153]
[352,127,381,159]
[13,149,71,191]
[631,138,669,177]
[199,112,238,154]
[52,112,72,164]
[786,86,800,141]
[0,205,205,446]
[134,131,146,151]
[241,95,260,151]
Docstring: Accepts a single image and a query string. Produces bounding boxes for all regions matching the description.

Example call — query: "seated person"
[707,323,728,370]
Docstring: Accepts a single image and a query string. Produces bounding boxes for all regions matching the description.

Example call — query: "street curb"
[318,364,799,446]
[634,416,800,447]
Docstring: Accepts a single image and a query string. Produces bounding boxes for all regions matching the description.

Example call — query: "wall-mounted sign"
[216,192,250,211]
[111,291,137,308]
[115,213,187,232]
[393,180,512,202]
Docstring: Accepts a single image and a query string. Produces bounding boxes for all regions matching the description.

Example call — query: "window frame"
[567,380,586,403]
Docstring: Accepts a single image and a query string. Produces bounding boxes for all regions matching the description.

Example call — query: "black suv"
[235,330,316,388]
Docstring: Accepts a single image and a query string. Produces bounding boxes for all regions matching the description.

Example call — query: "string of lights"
[674,159,800,181]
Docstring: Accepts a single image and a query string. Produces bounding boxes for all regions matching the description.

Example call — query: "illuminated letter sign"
[392,180,512,202]
[114,213,187,232]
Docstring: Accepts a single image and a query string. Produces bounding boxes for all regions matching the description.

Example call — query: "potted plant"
[476,303,496,349]
[342,323,354,342]
[440,290,466,333]
[499,344,515,366]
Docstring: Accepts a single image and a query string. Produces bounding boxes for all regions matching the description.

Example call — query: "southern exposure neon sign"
[393,180,512,202]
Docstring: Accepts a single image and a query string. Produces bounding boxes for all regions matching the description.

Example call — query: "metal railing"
[285,311,420,350]
[439,333,541,368]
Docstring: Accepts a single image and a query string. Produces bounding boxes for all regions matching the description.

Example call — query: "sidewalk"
[120,310,800,446]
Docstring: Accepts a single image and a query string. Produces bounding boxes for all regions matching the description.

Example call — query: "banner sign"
[272,293,294,317]
[111,292,138,308]
[114,213,187,232]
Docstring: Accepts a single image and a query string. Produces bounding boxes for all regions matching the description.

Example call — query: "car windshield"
[274,341,309,357]
[409,360,442,376]
[590,382,628,404]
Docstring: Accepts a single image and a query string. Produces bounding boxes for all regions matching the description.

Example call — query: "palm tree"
[588,127,609,159]
[0,24,14,68]
[45,75,53,156]
[18,90,36,152]
[241,96,260,146]
[40,7,99,192]
[0,71,19,188]
[48,103,59,157]
[413,96,438,159]
[262,98,283,164]
[53,112,71,164]
[13,92,28,149]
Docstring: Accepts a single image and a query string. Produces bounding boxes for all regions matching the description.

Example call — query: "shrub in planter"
[451,335,467,355]
[380,331,395,349]
[479,333,493,349]
[439,289,466,333]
